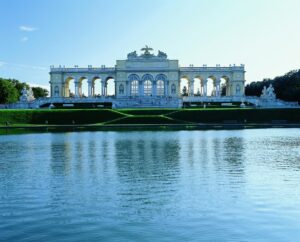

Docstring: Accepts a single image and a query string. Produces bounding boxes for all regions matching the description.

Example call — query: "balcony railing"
[180,65,244,72]
[50,67,116,72]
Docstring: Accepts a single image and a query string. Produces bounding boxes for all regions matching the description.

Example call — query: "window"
[119,84,124,94]
[171,84,176,94]
[144,80,152,96]
[131,80,139,96]
[157,80,164,96]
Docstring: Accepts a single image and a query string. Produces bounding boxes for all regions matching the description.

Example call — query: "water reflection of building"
[114,134,180,182]
[113,133,181,216]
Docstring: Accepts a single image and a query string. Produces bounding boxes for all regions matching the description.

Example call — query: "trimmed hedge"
[0,109,125,125]
[167,108,300,123]
[1,108,300,125]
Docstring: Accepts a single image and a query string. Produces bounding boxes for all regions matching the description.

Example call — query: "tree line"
[245,69,300,103]
[0,78,48,104]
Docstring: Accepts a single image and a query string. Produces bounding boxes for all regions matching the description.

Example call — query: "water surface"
[1,129,300,241]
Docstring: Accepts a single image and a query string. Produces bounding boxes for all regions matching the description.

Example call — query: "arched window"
[236,84,241,95]
[144,80,152,96]
[142,74,154,96]
[54,86,59,97]
[131,80,139,96]
[157,80,164,96]
[119,84,124,94]
[171,84,176,94]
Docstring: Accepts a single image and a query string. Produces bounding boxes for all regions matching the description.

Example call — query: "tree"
[32,87,49,98]
[10,79,29,97]
[0,79,19,104]
[245,70,300,103]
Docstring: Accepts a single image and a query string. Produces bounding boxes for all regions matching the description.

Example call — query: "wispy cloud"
[20,36,29,42]
[19,25,37,32]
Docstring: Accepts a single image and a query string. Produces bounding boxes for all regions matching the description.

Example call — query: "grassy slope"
[0,108,300,125]
[0,109,125,125]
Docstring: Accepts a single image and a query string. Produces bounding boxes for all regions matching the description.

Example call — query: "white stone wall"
[49,52,245,99]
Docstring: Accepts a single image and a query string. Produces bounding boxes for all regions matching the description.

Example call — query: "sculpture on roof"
[157,50,167,58]
[141,45,154,57]
[127,50,137,59]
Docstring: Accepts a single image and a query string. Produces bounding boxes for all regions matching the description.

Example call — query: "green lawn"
[0,108,300,126]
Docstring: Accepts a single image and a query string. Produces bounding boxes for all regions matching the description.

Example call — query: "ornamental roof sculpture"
[127,45,168,59]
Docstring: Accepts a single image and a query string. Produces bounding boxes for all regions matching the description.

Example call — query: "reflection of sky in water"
[0,129,300,241]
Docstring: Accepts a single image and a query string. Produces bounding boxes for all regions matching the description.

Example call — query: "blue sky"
[0,0,300,90]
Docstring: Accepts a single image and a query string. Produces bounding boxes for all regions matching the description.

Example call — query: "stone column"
[61,84,65,97]
[88,79,92,97]
[74,80,79,98]
[189,79,194,96]
[139,81,143,96]
[164,81,169,96]
[215,80,221,97]
[126,81,130,96]
[203,80,207,97]
[152,81,157,96]
[101,80,105,96]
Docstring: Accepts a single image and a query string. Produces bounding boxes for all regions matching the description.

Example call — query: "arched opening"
[131,80,139,96]
[206,76,216,96]
[129,74,140,96]
[157,80,164,96]
[92,77,102,97]
[65,77,75,97]
[220,76,230,96]
[155,74,167,96]
[79,77,88,97]
[194,76,202,96]
[144,80,152,96]
[105,77,115,97]
[180,76,189,96]
[142,74,154,96]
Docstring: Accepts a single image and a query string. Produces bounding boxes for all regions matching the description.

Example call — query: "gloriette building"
[49,46,246,108]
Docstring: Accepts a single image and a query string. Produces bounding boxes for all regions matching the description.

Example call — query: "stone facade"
[49,47,246,101]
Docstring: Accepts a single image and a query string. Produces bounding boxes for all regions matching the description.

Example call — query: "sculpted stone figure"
[261,86,267,98]
[20,87,28,102]
[157,50,167,58]
[127,51,137,59]
[261,84,276,100]
[20,87,34,102]
[267,84,276,99]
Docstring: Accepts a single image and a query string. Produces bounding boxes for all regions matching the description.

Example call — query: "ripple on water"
[0,129,300,241]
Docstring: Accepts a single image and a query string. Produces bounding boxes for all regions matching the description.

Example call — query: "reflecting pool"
[1,129,300,241]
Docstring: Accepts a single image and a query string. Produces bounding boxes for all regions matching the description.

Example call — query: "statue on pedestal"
[261,86,267,98]
[267,84,276,99]
[127,50,137,59]
[141,45,154,57]
[19,87,35,102]
[261,84,276,100]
